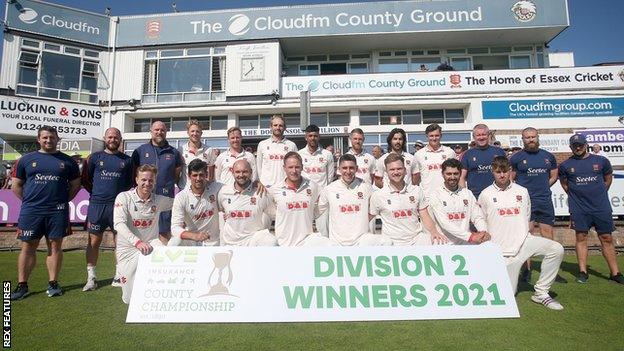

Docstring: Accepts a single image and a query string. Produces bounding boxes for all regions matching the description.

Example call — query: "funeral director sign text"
[0,96,104,138]
[127,244,519,323]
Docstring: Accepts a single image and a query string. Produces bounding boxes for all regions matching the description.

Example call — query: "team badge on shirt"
[472,157,476,162]
[570,167,575,173]
[357,192,364,200]
[592,164,600,171]
[319,157,324,163]
[250,196,256,205]
[335,194,340,199]
[545,158,551,165]
[284,146,288,151]
[409,196,415,204]
[59,162,65,169]
[145,153,150,158]
[306,189,312,196]
[165,154,172,160]
[387,200,392,205]
[364,159,369,164]
[99,160,104,166]
[32,162,37,168]
[443,201,447,206]
[227,198,232,204]
[522,160,527,164]
[442,155,447,160]
[516,195,522,202]
[209,195,216,203]
[150,205,157,213]
[463,199,469,206]
[493,197,497,203]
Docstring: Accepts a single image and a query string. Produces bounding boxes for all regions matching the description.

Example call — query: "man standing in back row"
[413,123,456,198]
[559,134,624,285]
[81,127,133,291]
[256,115,298,187]
[460,124,506,199]
[131,121,183,243]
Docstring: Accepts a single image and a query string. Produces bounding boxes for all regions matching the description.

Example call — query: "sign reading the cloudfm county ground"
[126,244,518,323]
[0,96,104,139]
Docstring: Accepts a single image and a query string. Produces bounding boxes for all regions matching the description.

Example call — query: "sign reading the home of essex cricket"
[126,244,519,323]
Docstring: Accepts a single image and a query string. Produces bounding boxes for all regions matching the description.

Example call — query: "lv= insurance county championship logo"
[198,250,238,297]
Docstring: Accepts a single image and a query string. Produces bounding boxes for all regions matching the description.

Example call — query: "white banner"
[127,244,519,323]
[282,65,624,98]
[0,95,104,138]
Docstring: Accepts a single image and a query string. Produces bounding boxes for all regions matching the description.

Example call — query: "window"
[171,118,189,131]
[411,58,440,72]
[300,65,319,76]
[143,47,226,103]
[422,110,444,124]
[311,113,328,127]
[359,111,378,125]
[473,55,509,70]
[133,116,226,132]
[510,55,531,69]
[378,58,408,73]
[445,109,464,123]
[320,63,346,75]
[402,110,422,124]
[450,57,472,71]
[133,118,152,132]
[348,63,368,74]
[380,110,402,125]
[238,115,259,129]
[360,108,464,125]
[328,112,349,126]
[16,39,100,104]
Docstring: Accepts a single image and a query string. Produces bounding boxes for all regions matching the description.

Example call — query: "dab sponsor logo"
[18,8,38,24]
[511,1,537,22]
[228,14,250,36]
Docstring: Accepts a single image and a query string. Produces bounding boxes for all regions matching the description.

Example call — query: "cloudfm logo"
[228,14,250,36]
[18,8,38,24]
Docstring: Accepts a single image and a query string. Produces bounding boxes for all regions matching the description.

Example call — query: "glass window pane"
[513,46,533,52]
[320,63,346,75]
[16,85,37,96]
[157,58,211,93]
[300,65,319,76]
[378,58,408,73]
[134,118,152,132]
[259,114,272,128]
[537,54,544,68]
[510,55,531,69]
[329,54,349,61]
[18,67,37,85]
[44,43,61,51]
[410,58,440,72]
[196,117,211,130]
[307,55,326,61]
[19,52,39,65]
[445,109,465,123]
[411,50,424,55]
[450,57,471,71]
[395,51,407,56]
[283,64,298,76]
[40,52,80,90]
[351,53,370,59]
[422,110,444,124]
[64,47,80,55]
[211,116,227,130]
[427,50,440,55]
[473,55,509,70]
[286,56,305,61]
[84,50,100,58]
[348,63,368,74]
[213,47,225,55]
[310,113,328,127]
[490,47,511,53]
[467,47,489,54]
[81,76,97,93]
[359,111,378,125]
[283,114,299,128]
[328,112,349,126]
[161,50,184,57]
[146,51,158,59]
[380,110,402,125]
[187,48,212,56]
[238,115,259,129]
[447,48,466,54]
[22,39,39,48]
[171,119,189,131]
[402,110,422,124]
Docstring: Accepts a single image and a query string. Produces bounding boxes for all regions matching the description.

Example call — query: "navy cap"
[569,134,587,146]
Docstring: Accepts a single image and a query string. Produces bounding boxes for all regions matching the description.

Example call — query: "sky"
[0,0,622,66]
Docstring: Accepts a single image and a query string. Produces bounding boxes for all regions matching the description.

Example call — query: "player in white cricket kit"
[256,115,297,187]
[218,159,277,246]
[169,159,223,247]
[429,158,490,245]
[340,128,376,185]
[478,156,564,310]
[267,152,336,247]
[370,153,448,245]
[299,124,334,236]
[318,154,392,246]
[113,165,173,304]
[413,123,456,198]
[375,128,417,189]
[177,120,216,189]
[214,126,257,185]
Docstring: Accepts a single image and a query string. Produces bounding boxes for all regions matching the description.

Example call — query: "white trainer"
[531,294,564,310]
[82,278,98,292]
[111,277,123,287]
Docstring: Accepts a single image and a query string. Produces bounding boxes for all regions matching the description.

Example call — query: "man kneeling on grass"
[478,156,564,310]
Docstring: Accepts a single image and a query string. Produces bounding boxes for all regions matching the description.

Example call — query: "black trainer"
[10,283,29,300]
[576,271,589,284]
[555,274,568,284]
[609,273,624,285]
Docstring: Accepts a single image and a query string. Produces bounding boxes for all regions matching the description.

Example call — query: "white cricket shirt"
[256,137,298,187]
[171,181,223,246]
[429,185,487,244]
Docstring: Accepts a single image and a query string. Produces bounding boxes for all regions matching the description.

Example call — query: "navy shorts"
[570,211,615,235]
[17,210,70,241]
[87,203,115,235]
[530,200,555,226]
[159,210,172,235]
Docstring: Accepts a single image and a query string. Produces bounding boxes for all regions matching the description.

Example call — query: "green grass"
[2,251,623,351]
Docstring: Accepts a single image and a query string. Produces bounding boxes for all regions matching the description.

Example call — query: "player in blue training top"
[510,127,566,283]
[81,127,133,291]
[131,120,183,244]
[10,126,81,300]
[460,124,506,199]
[559,134,623,285]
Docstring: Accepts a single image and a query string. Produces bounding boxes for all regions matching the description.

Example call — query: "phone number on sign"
[16,122,88,135]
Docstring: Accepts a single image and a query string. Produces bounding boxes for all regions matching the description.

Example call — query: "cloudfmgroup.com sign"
[127,244,519,323]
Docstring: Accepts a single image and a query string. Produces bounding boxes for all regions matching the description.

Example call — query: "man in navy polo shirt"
[81,127,133,291]
[131,121,183,244]
[460,124,506,199]
[10,126,81,300]
[510,127,566,283]
[559,134,623,285]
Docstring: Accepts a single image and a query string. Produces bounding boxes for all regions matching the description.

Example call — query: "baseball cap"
[415,140,424,147]
[569,134,587,146]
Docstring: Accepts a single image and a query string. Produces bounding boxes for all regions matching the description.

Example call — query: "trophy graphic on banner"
[206,250,234,296]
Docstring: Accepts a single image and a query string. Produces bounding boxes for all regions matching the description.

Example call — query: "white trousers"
[298,233,339,247]
[356,233,393,246]
[504,234,564,297]
[117,238,163,304]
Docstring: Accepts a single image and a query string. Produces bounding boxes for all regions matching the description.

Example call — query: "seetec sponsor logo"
[575,176,598,183]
